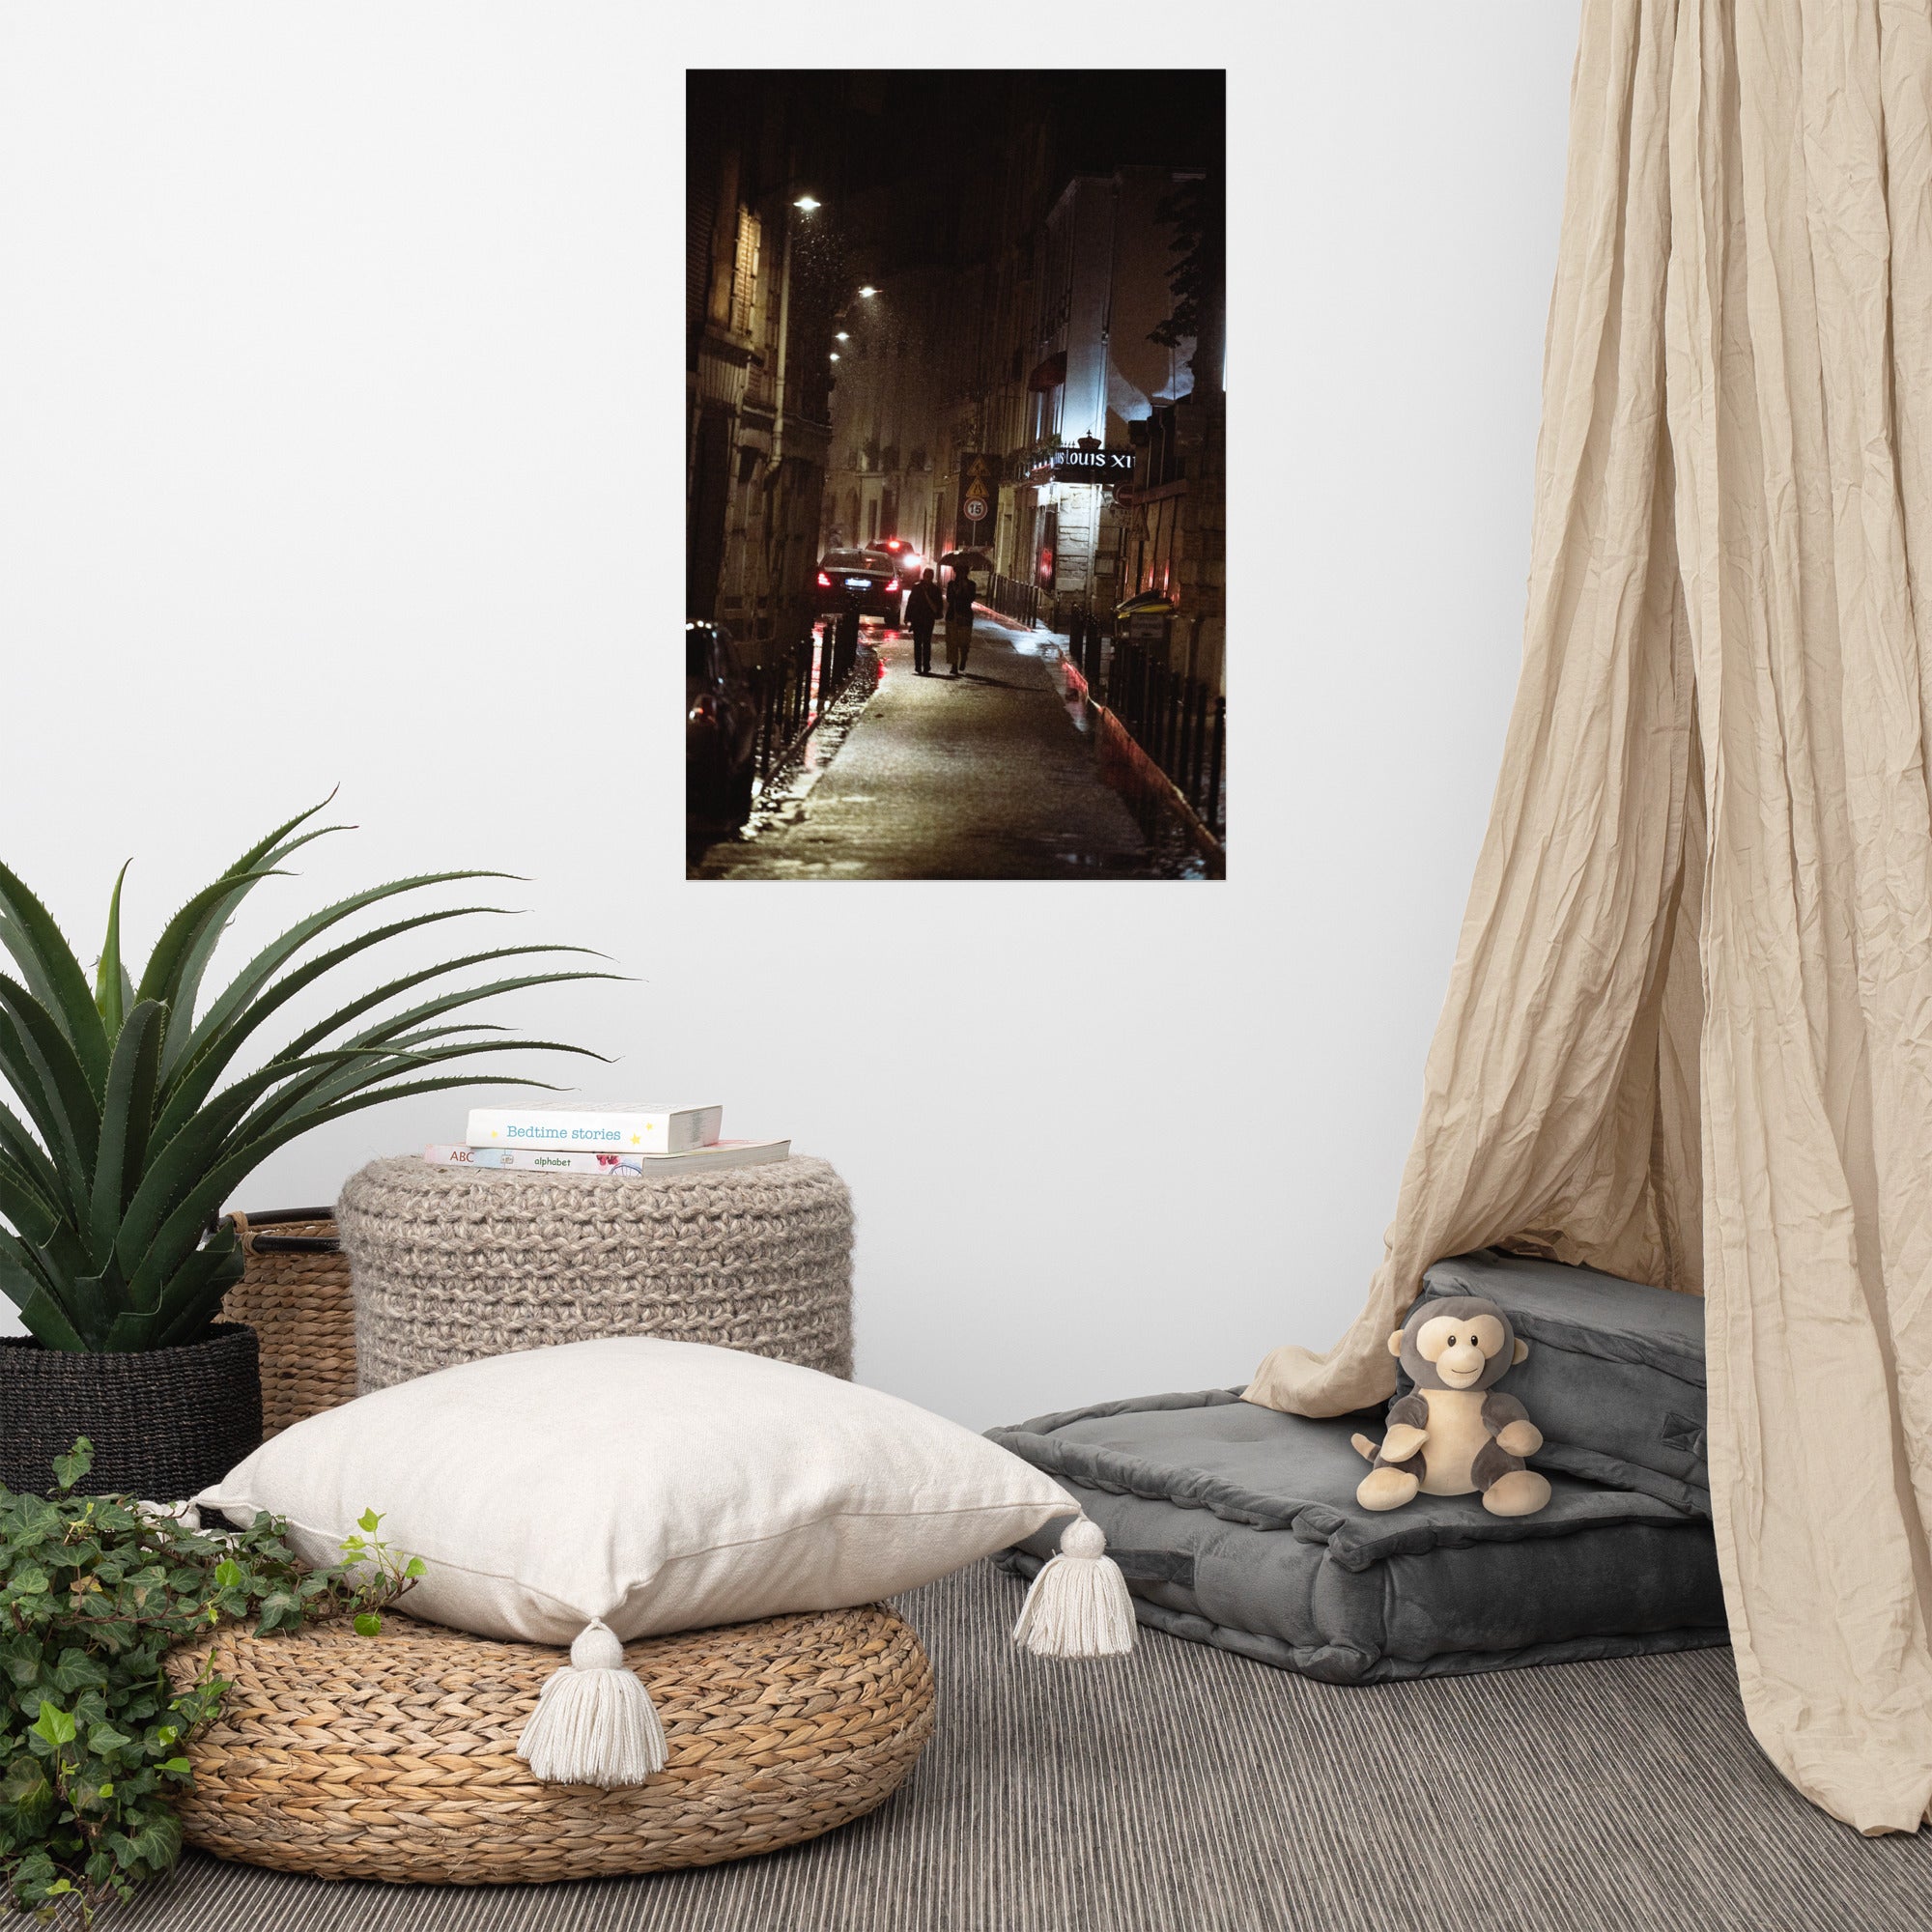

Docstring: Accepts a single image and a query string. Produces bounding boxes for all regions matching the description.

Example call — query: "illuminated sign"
[1027,445,1135,483]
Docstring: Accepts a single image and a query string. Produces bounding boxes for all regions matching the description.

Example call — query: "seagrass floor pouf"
[336,1154,853,1391]
[167,1603,934,1884]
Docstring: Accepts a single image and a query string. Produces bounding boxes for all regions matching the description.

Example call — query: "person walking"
[943,567,976,677]
[904,568,942,675]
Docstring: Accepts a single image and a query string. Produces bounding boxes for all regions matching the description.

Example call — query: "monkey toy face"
[1387,1293,1527,1392]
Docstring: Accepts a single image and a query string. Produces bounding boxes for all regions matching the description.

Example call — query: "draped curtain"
[1248,0,1932,1834]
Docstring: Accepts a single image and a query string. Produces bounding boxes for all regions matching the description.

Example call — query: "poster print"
[686,70,1225,880]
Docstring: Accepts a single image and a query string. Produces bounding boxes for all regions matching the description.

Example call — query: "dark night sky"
[692,68,1224,278]
[843,69,1223,277]
[846,69,1225,192]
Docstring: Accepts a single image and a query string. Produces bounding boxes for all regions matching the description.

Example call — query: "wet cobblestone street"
[691,611,1201,880]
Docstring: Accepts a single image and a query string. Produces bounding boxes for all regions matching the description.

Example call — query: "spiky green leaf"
[156,910,554,1128]
[154,797,348,1076]
[89,1000,165,1269]
[169,875,519,1080]
[0,973,100,1194]
[0,861,110,1093]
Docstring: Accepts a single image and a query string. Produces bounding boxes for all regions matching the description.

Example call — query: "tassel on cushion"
[516,1619,667,1785]
[1011,1517,1136,1659]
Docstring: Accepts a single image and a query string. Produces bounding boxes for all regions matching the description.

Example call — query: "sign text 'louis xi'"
[1029,446,1135,483]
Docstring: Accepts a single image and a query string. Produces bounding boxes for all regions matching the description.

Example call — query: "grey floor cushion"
[990,1390,1726,1683]
[1422,1249,1709,1514]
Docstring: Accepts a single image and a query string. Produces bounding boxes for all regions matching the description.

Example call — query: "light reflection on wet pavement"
[690,614,1203,880]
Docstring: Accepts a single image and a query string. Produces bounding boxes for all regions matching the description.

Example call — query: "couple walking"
[903,568,975,677]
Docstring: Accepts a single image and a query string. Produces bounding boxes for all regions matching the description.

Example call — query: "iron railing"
[1065,611,1224,839]
[753,615,865,785]
[983,572,1039,628]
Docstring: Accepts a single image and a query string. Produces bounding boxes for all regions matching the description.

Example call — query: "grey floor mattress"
[990,1391,1725,1683]
[1421,1248,1709,1514]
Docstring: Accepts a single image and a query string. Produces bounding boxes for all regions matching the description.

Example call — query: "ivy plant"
[0,1440,419,1923]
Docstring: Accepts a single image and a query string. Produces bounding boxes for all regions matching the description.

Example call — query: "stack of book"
[424,1104,788,1177]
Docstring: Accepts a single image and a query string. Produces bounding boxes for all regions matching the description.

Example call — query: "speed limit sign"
[963,496,989,522]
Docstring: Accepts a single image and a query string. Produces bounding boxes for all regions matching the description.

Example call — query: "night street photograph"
[686,68,1226,880]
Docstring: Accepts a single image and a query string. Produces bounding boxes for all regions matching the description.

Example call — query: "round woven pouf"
[336,1154,854,1391]
[168,1603,933,1884]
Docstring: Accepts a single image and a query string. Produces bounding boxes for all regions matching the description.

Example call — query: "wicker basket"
[168,1602,934,1883]
[219,1208,357,1437]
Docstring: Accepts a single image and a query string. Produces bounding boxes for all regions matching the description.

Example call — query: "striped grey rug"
[127,1561,1931,1932]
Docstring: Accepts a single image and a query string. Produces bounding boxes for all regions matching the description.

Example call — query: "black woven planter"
[0,1323,263,1501]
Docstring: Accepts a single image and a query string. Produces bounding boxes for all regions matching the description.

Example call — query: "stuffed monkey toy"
[1350,1294,1551,1517]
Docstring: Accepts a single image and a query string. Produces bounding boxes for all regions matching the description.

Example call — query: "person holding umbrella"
[939,550,985,678]
[903,567,942,675]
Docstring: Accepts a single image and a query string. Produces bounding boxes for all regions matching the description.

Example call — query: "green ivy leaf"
[156,1757,192,1776]
[404,1556,426,1579]
[356,1508,382,1534]
[49,1646,108,1694]
[49,1438,94,1493]
[31,1701,75,1748]
[211,1557,243,1589]
[352,1611,382,1637]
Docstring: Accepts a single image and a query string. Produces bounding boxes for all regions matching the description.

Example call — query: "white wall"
[0,4,1580,1427]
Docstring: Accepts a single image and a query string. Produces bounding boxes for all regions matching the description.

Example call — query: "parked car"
[686,621,759,825]
[814,548,902,622]
[865,536,924,585]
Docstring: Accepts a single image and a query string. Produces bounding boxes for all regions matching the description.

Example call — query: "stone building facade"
[686,75,838,668]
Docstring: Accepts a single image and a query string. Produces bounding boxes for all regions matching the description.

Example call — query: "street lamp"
[773,190,824,466]
[835,330,850,342]
[829,352,840,362]
[858,286,879,298]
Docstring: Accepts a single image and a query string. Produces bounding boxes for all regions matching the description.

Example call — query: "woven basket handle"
[226,1208,342,1256]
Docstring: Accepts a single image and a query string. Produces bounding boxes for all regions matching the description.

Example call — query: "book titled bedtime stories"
[464,1103,724,1153]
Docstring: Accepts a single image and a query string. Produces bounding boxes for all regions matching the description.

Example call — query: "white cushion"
[196,1338,1078,1645]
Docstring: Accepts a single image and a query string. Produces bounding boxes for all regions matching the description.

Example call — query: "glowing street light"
[829,352,840,362]
[793,194,821,212]
[835,330,850,342]
[858,285,879,298]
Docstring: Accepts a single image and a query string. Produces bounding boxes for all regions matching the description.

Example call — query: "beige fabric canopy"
[1248,0,1932,1834]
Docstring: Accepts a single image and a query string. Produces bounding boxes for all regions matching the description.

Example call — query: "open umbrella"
[939,550,991,572]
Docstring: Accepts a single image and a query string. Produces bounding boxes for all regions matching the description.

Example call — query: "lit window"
[729,210,762,337]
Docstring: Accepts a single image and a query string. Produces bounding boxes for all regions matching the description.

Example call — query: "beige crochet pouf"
[336,1154,854,1392]
[168,1603,933,1884]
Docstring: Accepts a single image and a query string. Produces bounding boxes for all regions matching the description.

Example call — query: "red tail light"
[815,571,831,587]
[886,578,898,593]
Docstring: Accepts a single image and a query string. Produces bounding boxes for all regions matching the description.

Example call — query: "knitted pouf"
[167,1603,934,1884]
[337,1155,854,1391]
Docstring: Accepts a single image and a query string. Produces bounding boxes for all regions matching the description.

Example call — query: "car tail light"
[688,693,717,724]
[886,578,898,593]
[816,571,831,587]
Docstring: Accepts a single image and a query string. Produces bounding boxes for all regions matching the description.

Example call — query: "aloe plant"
[0,801,611,1352]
